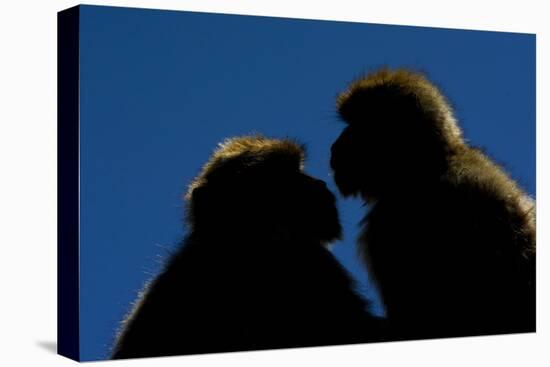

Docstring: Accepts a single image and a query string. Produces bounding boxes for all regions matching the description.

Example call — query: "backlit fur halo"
[337,67,464,147]
[185,135,306,201]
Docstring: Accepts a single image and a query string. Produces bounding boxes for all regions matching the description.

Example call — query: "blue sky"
[78,5,535,361]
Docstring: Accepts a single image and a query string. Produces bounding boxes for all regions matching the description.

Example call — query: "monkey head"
[330,68,465,201]
[186,136,342,244]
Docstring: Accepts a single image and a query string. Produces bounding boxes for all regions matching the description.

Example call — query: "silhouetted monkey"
[111,136,383,359]
[330,68,535,340]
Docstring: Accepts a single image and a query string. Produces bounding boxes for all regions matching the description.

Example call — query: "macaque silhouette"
[112,136,383,359]
[330,68,535,340]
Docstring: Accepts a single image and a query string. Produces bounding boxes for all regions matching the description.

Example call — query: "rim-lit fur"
[331,68,536,340]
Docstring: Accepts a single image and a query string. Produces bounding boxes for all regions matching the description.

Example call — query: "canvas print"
[58,5,536,362]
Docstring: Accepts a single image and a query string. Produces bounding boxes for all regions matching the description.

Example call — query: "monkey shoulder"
[361,146,534,254]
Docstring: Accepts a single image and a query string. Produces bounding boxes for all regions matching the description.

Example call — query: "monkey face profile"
[331,69,462,201]
[329,114,433,201]
[330,123,378,199]
[187,136,342,244]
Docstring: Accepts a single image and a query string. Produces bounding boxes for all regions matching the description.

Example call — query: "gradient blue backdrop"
[78,5,536,361]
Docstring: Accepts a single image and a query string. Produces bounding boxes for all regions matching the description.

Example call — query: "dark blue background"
[78,5,535,361]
